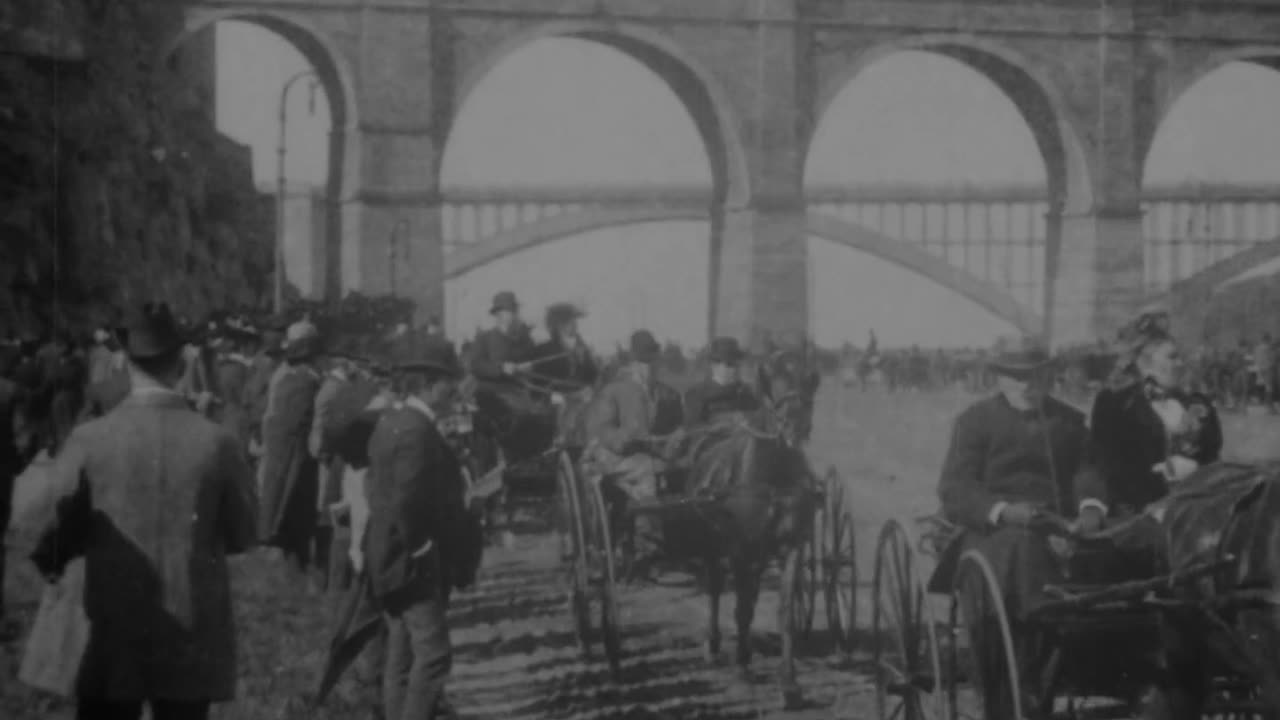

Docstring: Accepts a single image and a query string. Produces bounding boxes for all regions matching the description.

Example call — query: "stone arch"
[171,9,356,134]
[171,8,358,297]
[814,35,1093,215]
[1147,46,1280,175]
[446,22,747,206]
[444,207,1042,335]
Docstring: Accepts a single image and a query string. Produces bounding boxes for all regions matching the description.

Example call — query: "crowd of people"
[0,287,825,720]
[0,280,1257,719]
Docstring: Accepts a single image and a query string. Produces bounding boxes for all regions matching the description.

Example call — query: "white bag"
[19,558,89,697]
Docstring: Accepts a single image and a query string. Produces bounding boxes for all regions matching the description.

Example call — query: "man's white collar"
[402,395,435,421]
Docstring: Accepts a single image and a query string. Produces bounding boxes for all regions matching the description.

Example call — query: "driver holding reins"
[932,336,1106,720]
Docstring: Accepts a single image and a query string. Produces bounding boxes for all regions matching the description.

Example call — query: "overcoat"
[257,362,321,546]
[584,365,683,459]
[468,326,535,382]
[1089,383,1223,513]
[30,390,257,701]
[530,339,598,387]
[214,354,253,450]
[242,352,278,443]
[364,402,473,607]
[932,393,1105,610]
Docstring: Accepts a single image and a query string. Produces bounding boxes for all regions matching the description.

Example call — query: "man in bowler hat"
[932,338,1104,719]
[365,340,476,720]
[467,291,535,382]
[32,302,258,720]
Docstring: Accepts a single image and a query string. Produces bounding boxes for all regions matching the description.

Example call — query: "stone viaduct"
[174,0,1280,348]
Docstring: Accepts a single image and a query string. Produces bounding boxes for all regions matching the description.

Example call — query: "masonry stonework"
[181,0,1280,346]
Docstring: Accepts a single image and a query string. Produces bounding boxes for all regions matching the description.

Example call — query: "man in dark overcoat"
[31,302,258,720]
[933,339,1104,720]
[683,337,759,428]
[257,320,323,581]
[467,291,535,382]
[365,341,475,720]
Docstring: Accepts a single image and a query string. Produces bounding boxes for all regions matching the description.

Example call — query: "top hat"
[123,302,187,361]
[392,337,462,379]
[629,330,661,363]
[545,302,585,330]
[988,337,1055,379]
[490,291,520,315]
[708,337,745,365]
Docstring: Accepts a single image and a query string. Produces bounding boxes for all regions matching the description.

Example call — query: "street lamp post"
[274,69,319,314]
[388,218,411,297]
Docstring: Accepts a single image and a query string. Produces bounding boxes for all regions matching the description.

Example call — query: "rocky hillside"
[0,0,274,337]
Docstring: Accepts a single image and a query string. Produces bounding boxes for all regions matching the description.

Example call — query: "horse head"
[754,349,817,448]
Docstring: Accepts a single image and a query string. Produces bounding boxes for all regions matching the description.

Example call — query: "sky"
[212,22,1280,348]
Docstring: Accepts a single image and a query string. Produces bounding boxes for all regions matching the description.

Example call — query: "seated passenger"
[933,338,1104,720]
[683,337,759,429]
[468,291,536,383]
[583,330,683,573]
[532,303,598,388]
[1088,312,1222,521]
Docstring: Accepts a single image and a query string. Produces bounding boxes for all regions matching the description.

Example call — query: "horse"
[641,354,821,708]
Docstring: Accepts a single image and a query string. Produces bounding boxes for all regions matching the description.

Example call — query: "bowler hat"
[490,291,520,315]
[284,320,322,361]
[629,330,661,363]
[988,337,1055,379]
[123,302,187,360]
[545,302,585,330]
[393,337,462,379]
[708,337,745,364]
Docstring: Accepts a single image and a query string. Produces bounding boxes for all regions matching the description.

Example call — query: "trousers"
[383,587,452,720]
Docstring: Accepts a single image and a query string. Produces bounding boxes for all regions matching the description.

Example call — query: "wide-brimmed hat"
[392,337,462,379]
[988,337,1055,379]
[490,291,520,315]
[545,302,585,330]
[123,302,187,361]
[708,337,745,365]
[284,320,322,361]
[629,330,661,363]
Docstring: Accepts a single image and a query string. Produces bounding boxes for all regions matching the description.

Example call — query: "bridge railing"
[440,183,1280,299]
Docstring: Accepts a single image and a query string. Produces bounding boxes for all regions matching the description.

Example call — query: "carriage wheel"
[950,550,1022,720]
[583,473,624,681]
[789,503,822,639]
[556,451,593,658]
[823,468,858,654]
[873,520,948,720]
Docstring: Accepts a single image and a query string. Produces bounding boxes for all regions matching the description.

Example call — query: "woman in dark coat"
[1088,312,1222,520]
[531,303,598,388]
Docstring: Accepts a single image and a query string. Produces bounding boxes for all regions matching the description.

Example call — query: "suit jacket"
[938,393,1103,531]
[32,389,257,701]
[683,379,760,429]
[1089,383,1223,512]
[584,365,683,456]
[468,326,536,381]
[364,402,468,606]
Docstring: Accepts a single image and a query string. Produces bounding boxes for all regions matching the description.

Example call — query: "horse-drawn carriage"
[871,462,1280,720]
[438,371,595,542]
[549,358,860,707]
